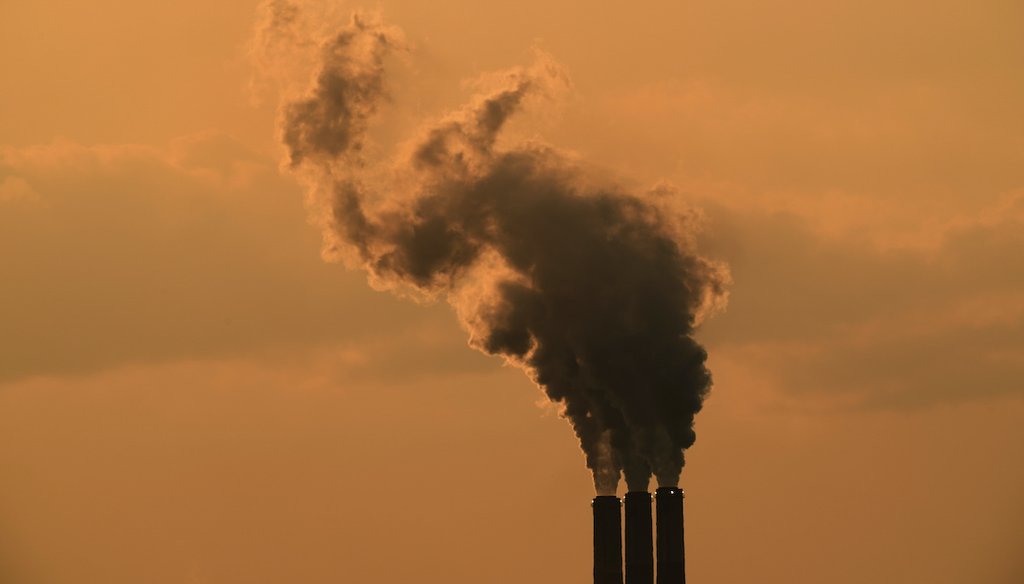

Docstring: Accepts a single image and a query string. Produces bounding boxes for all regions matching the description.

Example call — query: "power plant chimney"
[592,495,624,584]
[655,487,685,584]
[624,492,654,584]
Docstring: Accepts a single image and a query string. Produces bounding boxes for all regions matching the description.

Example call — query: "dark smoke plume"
[258,3,729,494]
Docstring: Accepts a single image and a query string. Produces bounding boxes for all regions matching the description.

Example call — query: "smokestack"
[655,487,685,584]
[624,492,654,584]
[593,495,624,584]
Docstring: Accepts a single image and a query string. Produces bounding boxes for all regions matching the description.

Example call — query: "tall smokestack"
[593,495,624,584]
[624,492,654,584]
[655,487,685,584]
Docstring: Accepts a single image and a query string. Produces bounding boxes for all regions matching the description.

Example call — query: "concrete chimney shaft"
[624,492,654,584]
[655,487,685,584]
[592,495,624,584]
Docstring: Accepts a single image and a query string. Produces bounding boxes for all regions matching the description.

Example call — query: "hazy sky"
[1,1,1022,583]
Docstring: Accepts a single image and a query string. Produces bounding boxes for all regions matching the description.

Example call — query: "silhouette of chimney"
[655,487,685,584]
[624,491,654,584]
[593,495,624,584]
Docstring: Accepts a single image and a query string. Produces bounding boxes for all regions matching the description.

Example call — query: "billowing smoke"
[256,2,729,494]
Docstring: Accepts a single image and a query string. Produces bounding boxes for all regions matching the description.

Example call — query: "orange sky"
[1,1,1022,583]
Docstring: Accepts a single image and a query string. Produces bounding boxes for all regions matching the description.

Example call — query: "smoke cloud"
[256,2,729,494]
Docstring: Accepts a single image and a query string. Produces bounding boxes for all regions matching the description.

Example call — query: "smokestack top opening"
[655,487,684,498]
[592,495,623,507]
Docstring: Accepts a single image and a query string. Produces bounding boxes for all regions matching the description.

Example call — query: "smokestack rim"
[654,486,684,498]
[592,495,623,507]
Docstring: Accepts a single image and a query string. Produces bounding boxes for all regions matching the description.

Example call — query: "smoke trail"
[258,3,729,493]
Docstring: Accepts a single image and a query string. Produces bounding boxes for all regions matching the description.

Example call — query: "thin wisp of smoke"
[254,1,729,494]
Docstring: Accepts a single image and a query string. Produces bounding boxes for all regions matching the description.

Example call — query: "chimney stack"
[655,487,685,584]
[624,492,654,584]
[592,495,624,584]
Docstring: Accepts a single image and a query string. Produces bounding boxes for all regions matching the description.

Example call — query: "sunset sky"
[2,1,1022,583]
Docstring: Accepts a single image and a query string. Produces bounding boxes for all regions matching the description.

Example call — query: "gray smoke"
[264,6,729,494]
